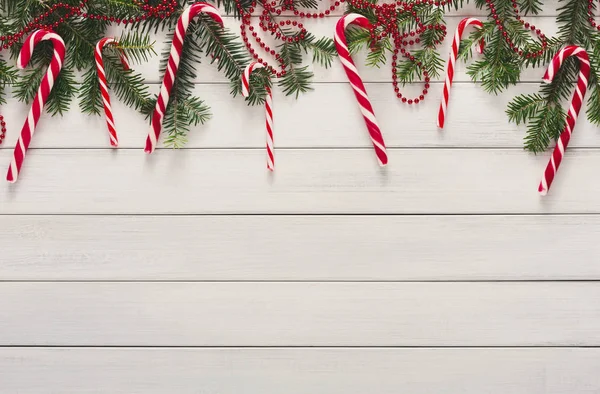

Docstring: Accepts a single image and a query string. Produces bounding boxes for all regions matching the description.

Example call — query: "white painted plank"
[0,282,598,346]
[1,347,599,394]
[0,83,573,150]
[117,16,555,83]
[3,215,600,280]
[0,149,599,214]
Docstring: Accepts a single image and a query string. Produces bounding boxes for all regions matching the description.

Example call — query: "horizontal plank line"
[0,146,570,151]
[1,279,600,283]
[1,345,599,349]
[4,212,600,216]
[0,80,548,86]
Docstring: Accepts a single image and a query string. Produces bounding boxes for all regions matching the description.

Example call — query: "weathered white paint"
[0,282,599,346]
[2,83,596,150]
[1,348,599,394]
[0,9,597,393]
[2,215,599,281]
[0,149,599,214]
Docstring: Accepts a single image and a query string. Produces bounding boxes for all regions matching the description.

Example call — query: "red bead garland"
[485,0,547,59]
[0,0,550,108]
[237,0,345,78]
[589,0,600,30]
[0,115,5,145]
[346,0,450,105]
[0,0,177,51]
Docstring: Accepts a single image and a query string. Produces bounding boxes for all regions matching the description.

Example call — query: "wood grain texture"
[1,347,599,394]
[1,148,599,214]
[2,215,600,281]
[0,282,599,346]
[6,82,599,150]
[1,10,597,393]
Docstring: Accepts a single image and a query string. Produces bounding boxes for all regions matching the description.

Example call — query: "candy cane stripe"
[6,30,65,183]
[538,45,590,195]
[437,18,485,129]
[334,14,387,166]
[145,2,224,153]
[242,62,276,171]
[95,37,130,147]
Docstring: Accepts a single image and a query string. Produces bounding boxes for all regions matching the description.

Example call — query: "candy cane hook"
[242,62,275,171]
[145,2,224,154]
[437,17,485,129]
[538,45,590,195]
[95,37,130,147]
[7,30,65,183]
[334,14,388,166]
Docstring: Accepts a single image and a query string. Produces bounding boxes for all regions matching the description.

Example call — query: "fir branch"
[195,17,253,95]
[298,32,338,69]
[278,38,313,97]
[115,30,157,64]
[466,22,522,93]
[518,0,543,15]
[346,25,372,55]
[241,67,271,106]
[14,65,44,104]
[0,59,18,105]
[79,66,103,116]
[162,96,212,149]
[395,47,444,83]
[365,37,390,68]
[45,65,78,115]
[286,0,320,9]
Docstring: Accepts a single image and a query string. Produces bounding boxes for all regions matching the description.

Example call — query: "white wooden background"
[2,3,600,392]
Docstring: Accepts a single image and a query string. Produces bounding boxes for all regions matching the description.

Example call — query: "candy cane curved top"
[242,62,275,171]
[437,17,485,129]
[334,14,388,166]
[95,37,130,147]
[242,62,266,97]
[145,2,224,154]
[538,45,590,195]
[7,30,65,183]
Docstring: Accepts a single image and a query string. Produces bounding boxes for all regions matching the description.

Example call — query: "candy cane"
[334,14,388,166]
[7,30,65,183]
[437,17,485,129]
[538,45,590,195]
[95,37,131,147]
[145,2,224,154]
[242,62,275,171]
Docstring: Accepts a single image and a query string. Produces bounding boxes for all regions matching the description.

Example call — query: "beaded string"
[484,0,547,58]
[237,0,346,78]
[0,115,6,146]
[589,0,600,29]
[0,0,177,51]
[0,0,549,108]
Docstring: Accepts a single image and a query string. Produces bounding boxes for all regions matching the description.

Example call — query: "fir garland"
[0,0,595,152]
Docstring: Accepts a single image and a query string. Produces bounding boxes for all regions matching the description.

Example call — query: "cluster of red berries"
[237,0,346,78]
[0,0,177,51]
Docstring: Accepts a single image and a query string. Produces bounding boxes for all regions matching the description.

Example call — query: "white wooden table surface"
[2,4,600,392]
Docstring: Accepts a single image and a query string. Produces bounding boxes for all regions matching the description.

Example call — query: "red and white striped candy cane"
[242,62,275,171]
[437,17,485,129]
[7,30,65,183]
[334,14,388,166]
[145,2,223,153]
[538,45,590,195]
[95,37,130,147]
